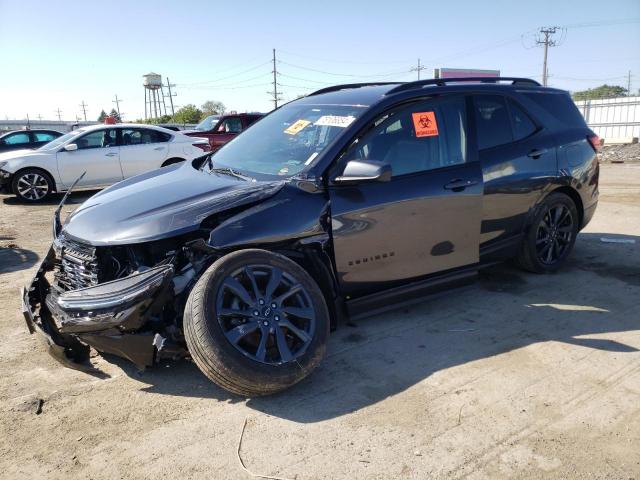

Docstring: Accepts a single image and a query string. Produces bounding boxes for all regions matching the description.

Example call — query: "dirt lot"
[0,164,638,480]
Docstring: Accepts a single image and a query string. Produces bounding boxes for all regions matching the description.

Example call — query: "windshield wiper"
[209,166,254,181]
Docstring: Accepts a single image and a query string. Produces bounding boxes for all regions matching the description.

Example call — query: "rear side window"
[34,132,57,142]
[508,99,537,140]
[473,95,513,150]
[522,92,586,127]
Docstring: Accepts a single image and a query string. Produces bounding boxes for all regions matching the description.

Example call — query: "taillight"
[194,143,211,152]
[588,134,601,152]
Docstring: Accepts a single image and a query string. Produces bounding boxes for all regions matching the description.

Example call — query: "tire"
[11,168,54,202]
[184,249,330,396]
[516,192,579,273]
[161,158,185,167]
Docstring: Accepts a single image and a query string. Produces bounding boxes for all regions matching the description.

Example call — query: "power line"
[176,61,272,86]
[278,60,408,78]
[277,49,414,65]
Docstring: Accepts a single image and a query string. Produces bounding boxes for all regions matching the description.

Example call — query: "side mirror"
[63,143,78,152]
[334,160,392,184]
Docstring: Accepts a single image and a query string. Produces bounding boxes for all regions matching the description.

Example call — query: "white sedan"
[0,124,210,202]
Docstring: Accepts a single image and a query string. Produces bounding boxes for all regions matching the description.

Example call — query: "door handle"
[153,146,164,151]
[105,152,118,157]
[444,179,478,191]
[527,148,548,159]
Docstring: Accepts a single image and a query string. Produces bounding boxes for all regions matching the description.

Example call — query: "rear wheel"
[12,168,54,202]
[517,192,579,273]
[184,249,330,396]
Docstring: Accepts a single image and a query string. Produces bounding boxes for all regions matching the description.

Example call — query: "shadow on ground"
[2,190,96,207]
[88,232,640,422]
[0,245,39,273]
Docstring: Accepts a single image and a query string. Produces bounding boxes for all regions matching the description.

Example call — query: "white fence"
[574,96,640,141]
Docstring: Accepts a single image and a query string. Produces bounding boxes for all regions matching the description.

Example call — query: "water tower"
[143,72,168,120]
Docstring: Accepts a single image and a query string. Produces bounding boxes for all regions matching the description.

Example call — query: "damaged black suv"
[23,78,599,396]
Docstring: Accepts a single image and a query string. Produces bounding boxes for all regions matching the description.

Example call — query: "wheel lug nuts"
[263,321,269,326]
[274,315,280,321]
[253,311,259,316]
[259,299,264,305]
[271,303,277,308]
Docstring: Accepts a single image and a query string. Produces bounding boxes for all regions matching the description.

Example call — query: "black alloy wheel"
[536,203,575,265]
[517,192,579,273]
[216,264,316,365]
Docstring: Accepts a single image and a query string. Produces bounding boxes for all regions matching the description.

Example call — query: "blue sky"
[0,0,638,121]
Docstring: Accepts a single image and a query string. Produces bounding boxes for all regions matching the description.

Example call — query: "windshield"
[208,103,366,177]
[38,130,84,151]
[194,115,221,131]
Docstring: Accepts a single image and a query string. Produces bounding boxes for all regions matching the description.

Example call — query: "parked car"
[0,124,209,201]
[23,77,599,396]
[0,129,63,153]
[182,113,263,151]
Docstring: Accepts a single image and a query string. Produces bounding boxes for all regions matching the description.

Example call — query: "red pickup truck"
[182,113,263,152]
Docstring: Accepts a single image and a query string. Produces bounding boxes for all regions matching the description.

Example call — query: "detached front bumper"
[22,245,175,371]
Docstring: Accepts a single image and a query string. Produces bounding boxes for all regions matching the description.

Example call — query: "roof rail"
[308,82,400,96]
[385,77,541,95]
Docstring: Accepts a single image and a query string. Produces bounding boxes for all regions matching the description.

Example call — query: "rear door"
[473,94,557,256]
[56,128,123,187]
[329,95,483,297]
[118,128,171,177]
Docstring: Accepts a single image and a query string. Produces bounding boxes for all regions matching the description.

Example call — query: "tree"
[97,110,107,122]
[109,108,122,122]
[201,100,225,116]
[173,104,203,124]
[572,84,628,101]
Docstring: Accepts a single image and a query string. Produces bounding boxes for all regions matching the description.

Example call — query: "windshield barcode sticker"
[314,115,356,128]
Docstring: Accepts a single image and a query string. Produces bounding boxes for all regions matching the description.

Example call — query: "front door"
[56,128,123,188]
[329,95,483,298]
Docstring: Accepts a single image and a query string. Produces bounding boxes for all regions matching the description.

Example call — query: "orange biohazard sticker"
[411,111,439,137]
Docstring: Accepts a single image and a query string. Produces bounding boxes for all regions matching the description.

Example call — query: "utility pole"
[113,95,122,118]
[536,27,559,87]
[627,70,632,96]
[26,114,31,128]
[79,101,88,121]
[410,58,426,80]
[164,77,177,117]
[55,108,62,121]
[37,114,43,121]
[269,48,282,110]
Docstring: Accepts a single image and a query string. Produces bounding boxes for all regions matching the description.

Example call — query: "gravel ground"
[0,164,638,480]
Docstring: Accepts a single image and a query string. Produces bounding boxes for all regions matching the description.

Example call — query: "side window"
[343,96,467,177]
[34,132,57,142]
[508,99,537,141]
[473,95,513,150]
[217,117,243,133]
[4,132,31,145]
[76,129,116,149]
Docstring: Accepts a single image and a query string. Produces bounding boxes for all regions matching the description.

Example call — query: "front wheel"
[184,249,330,396]
[12,168,54,202]
[517,192,579,273]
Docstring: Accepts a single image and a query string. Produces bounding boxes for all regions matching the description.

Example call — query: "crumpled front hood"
[63,162,285,246]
